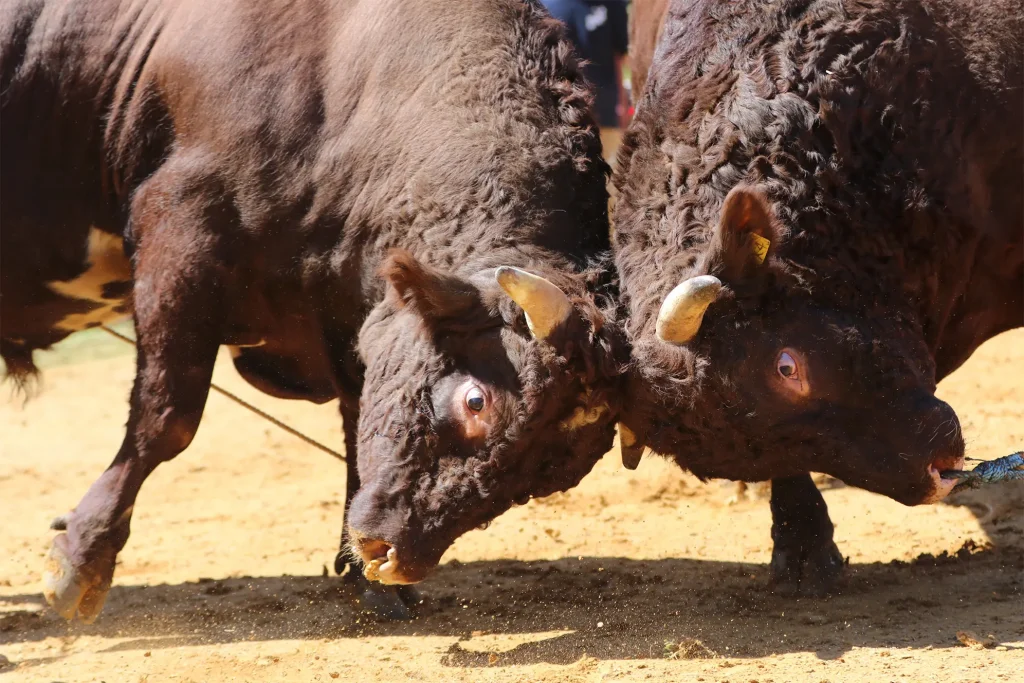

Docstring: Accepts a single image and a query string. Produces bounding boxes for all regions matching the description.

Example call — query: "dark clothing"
[542,0,629,127]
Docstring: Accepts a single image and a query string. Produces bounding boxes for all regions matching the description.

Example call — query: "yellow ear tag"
[748,233,771,263]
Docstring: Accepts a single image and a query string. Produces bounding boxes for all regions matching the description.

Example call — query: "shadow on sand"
[2,485,1021,671]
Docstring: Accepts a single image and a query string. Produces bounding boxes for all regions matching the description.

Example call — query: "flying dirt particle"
[573,655,598,671]
[144,651,151,657]
[329,673,339,679]
[956,630,997,650]
[664,638,718,660]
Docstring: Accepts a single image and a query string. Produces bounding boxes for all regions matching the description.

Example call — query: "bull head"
[495,267,572,340]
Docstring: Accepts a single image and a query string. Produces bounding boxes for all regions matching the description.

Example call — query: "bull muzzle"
[351,534,430,585]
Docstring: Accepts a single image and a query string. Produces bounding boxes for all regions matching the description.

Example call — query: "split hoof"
[337,551,425,620]
[42,535,113,623]
[359,584,420,621]
[770,537,845,598]
[340,561,422,621]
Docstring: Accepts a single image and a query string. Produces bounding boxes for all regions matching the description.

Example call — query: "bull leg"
[42,172,225,622]
[333,395,420,620]
[769,474,845,597]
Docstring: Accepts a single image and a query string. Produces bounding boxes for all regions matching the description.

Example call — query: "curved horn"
[618,423,645,470]
[655,275,723,344]
[495,267,573,340]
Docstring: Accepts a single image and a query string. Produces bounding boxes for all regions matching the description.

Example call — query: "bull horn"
[495,267,573,340]
[619,423,645,470]
[655,275,723,344]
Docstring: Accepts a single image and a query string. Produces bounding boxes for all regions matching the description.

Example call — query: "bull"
[1,0,627,621]
[613,0,1022,595]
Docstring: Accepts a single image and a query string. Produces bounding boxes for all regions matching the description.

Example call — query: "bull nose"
[349,533,425,585]
[353,536,392,564]
[922,452,966,504]
[910,395,965,504]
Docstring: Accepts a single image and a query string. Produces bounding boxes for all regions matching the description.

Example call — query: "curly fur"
[614,0,1022,502]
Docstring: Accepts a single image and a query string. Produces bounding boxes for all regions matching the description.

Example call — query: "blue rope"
[941,452,1024,494]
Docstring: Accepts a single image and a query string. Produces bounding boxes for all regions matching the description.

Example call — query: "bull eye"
[465,387,486,412]
[777,351,798,379]
[773,348,809,398]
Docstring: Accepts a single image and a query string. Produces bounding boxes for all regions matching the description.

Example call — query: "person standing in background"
[541,0,631,157]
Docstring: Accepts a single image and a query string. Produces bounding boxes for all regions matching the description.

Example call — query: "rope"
[941,451,1023,494]
[89,325,1024,481]
[100,325,346,463]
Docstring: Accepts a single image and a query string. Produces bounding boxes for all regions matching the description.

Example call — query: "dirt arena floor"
[1,325,1022,682]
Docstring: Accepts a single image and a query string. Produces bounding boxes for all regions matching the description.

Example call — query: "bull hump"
[46,227,132,332]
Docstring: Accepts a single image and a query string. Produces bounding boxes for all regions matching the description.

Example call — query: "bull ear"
[381,250,480,324]
[494,267,573,340]
[706,185,777,282]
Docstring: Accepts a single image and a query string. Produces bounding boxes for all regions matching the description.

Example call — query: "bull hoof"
[338,556,422,620]
[359,584,422,621]
[770,538,845,598]
[42,535,113,623]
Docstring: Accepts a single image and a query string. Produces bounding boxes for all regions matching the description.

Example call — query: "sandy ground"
[1,325,1022,683]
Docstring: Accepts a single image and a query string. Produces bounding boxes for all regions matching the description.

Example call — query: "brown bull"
[627,0,670,101]
[614,0,1022,595]
[1,0,627,621]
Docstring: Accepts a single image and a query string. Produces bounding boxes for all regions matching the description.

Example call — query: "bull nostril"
[930,453,965,478]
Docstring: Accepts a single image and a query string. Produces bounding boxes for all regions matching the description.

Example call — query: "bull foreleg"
[768,474,845,597]
[43,166,225,622]
[333,395,421,620]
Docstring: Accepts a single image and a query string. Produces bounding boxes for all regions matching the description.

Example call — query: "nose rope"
[940,451,1023,494]
[101,325,346,463]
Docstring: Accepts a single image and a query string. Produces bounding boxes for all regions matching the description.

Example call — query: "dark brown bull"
[614,0,1022,595]
[627,0,670,101]
[1,0,627,622]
